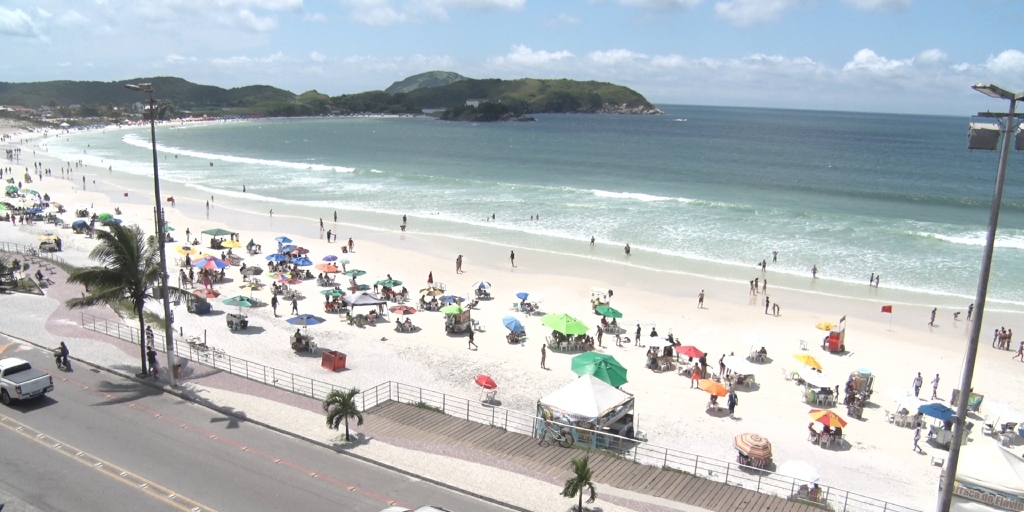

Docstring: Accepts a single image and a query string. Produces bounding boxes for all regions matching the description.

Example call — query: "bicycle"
[539,423,575,448]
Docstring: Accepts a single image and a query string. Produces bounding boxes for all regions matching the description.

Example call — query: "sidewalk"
[0,259,704,512]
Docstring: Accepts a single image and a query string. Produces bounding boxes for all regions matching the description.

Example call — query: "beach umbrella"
[202,228,234,237]
[322,255,338,262]
[345,269,366,277]
[815,322,835,331]
[192,289,220,299]
[571,353,628,388]
[474,375,497,390]
[808,409,848,428]
[723,355,758,376]
[176,245,197,256]
[43,205,60,215]
[777,461,819,483]
[986,401,1024,424]
[541,313,588,335]
[101,218,122,226]
[502,316,524,333]
[72,220,88,229]
[595,305,623,319]
[798,368,835,388]
[646,337,675,349]
[266,253,287,262]
[472,281,492,290]
[390,305,417,315]
[439,295,463,304]
[27,207,44,215]
[375,279,403,288]
[320,289,345,297]
[338,258,350,265]
[240,266,263,276]
[4,185,16,194]
[292,247,310,255]
[23,189,40,196]
[918,403,956,422]
[698,379,729,397]
[354,284,371,291]
[193,256,229,270]
[221,240,241,248]
[516,292,530,301]
[440,304,464,315]
[163,224,175,232]
[420,287,443,297]
[278,244,297,254]
[38,233,58,241]
[674,345,704,359]
[315,263,339,273]
[275,236,292,244]
[793,353,823,371]
[287,314,325,327]
[97,213,114,222]
[239,282,262,296]
[734,433,772,459]
[292,257,313,266]
[276,274,302,285]
[222,295,254,314]
[0,204,7,211]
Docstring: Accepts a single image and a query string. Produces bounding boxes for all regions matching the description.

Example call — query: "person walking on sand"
[326,229,332,243]
[348,238,354,252]
[727,390,738,419]
[269,209,273,218]
[467,330,477,350]
[967,303,974,321]
[291,298,299,315]
[456,255,463,274]
[929,308,937,327]
[762,279,767,294]
[1014,341,1024,362]
[271,295,279,317]
[319,218,324,231]
[812,265,818,278]
[334,211,337,223]
[913,372,923,397]
[635,324,642,346]
[509,250,516,267]
[764,296,770,315]
[590,236,595,247]
[596,325,603,347]
[402,214,407,226]
[698,290,704,309]
[749,280,755,295]
[754,278,759,293]
[874,275,880,287]
[719,354,726,378]
[540,344,547,369]
[931,374,940,399]
[870,273,875,285]
[913,426,922,452]
[690,367,700,388]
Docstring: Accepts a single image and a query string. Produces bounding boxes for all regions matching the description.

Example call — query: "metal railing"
[78,312,919,512]
[0,241,70,269]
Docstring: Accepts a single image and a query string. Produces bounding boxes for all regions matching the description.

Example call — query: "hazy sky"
[1,0,1022,115]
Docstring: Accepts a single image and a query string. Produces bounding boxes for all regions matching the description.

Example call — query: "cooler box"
[826,335,841,352]
[321,350,347,372]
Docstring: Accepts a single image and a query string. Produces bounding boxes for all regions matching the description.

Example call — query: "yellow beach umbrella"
[221,240,241,248]
[176,245,198,256]
[793,353,823,371]
[38,234,58,241]
[815,322,835,331]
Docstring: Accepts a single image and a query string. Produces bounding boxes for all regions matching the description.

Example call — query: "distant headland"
[0,71,660,124]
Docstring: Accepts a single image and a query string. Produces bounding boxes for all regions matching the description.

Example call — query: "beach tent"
[538,374,634,427]
[949,443,1024,512]
[343,291,387,308]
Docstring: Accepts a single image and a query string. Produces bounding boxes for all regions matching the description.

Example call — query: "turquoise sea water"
[44,105,1024,307]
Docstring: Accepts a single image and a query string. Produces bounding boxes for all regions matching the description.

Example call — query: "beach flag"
[881,305,892,313]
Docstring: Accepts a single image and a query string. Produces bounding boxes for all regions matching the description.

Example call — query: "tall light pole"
[124,83,178,387]
[937,83,1022,512]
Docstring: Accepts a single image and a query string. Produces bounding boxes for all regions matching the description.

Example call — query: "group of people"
[808,422,843,444]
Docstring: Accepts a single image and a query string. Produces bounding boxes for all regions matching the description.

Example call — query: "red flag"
[881,305,893,314]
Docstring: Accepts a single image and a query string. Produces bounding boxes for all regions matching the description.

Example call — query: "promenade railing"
[79,312,919,512]
[0,241,70,269]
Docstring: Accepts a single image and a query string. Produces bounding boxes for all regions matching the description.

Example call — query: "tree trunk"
[137,302,148,376]
[578,493,583,512]
[344,417,350,441]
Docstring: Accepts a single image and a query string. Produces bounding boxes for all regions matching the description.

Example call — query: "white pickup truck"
[0,358,54,405]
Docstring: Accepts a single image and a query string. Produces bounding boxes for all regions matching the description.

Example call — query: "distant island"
[0,71,660,125]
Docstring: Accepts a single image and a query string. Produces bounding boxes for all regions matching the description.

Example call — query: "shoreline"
[6,124,1024,508]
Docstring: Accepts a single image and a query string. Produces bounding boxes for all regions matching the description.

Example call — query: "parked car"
[0,358,54,405]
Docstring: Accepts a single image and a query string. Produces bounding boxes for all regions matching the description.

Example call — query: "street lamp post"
[124,83,178,387]
[937,83,1023,512]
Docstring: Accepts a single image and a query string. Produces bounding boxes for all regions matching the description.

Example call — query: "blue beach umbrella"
[439,295,463,304]
[918,403,956,422]
[473,281,492,290]
[322,255,338,262]
[292,257,313,266]
[502,316,524,333]
[266,253,287,262]
[279,244,297,254]
[72,220,88,229]
[516,292,530,301]
[287,314,325,326]
[275,236,292,244]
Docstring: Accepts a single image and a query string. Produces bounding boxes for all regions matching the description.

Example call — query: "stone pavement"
[0,256,705,512]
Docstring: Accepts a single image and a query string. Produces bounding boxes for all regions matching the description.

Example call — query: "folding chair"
[799,339,809,351]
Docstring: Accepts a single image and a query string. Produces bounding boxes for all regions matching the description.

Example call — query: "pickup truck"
[0,358,54,405]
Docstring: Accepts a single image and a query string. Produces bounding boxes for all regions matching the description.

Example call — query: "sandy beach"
[4,122,1023,509]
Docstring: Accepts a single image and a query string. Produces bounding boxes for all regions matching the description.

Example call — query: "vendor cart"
[822,316,847,353]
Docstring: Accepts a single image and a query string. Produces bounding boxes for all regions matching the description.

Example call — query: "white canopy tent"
[948,443,1024,512]
[539,374,634,425]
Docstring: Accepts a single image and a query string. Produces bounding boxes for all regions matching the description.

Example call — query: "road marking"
[0,413,218,512]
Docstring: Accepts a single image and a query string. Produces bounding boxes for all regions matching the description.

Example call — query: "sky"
[0,0,1022,115]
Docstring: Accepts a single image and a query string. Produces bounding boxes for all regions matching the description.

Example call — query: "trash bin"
[321,350,347,372]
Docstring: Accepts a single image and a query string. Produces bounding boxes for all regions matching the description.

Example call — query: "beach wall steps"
[362,400,811,512]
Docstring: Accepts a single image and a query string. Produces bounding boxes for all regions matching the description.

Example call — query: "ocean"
[43,105,1024,309]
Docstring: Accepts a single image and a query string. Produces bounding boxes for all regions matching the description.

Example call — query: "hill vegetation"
[0,73,659,121]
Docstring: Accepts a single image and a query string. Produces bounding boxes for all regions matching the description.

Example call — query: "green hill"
[384,71,468,95]
[408,78,657,113]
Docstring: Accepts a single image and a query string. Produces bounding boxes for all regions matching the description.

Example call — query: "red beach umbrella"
[390,305,417,315]
[674,345,705,359]
[192,289,220,299]
[474,375,497,390]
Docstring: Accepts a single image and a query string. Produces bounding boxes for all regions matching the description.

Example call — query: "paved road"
[0,342,509,512]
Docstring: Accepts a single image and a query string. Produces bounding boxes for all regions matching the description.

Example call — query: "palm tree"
[65,224,184,375]
[323,388,363,442]
[562,455,597,512]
